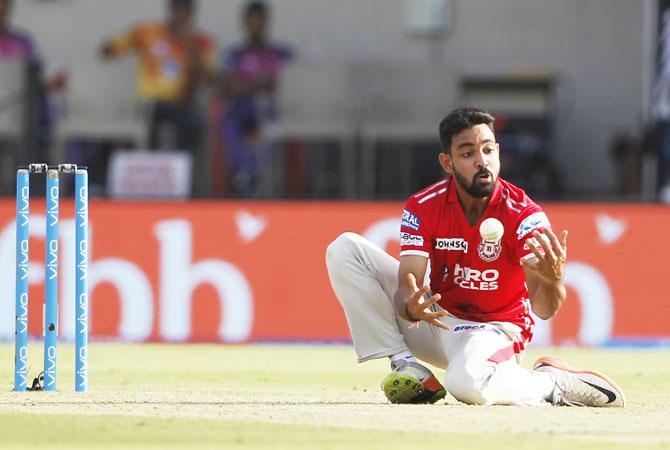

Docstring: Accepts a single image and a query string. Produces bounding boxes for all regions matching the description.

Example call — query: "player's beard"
[452,167,496,198]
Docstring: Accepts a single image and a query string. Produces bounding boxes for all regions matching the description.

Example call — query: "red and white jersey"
[399,176,551,351]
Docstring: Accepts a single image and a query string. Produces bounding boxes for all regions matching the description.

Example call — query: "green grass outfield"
[0,344,668,449]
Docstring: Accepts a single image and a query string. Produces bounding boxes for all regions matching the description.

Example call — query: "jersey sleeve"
[399,196,432,258]
[513,205,552,261]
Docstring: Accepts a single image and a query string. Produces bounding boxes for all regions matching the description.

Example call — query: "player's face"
[245,10,266,40]
[440,124,500,198]
[170,3,193,26]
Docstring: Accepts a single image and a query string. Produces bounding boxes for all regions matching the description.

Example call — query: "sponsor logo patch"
[453,324,487,332]
[435,238,468,253]
[400,233,424,247]
[453,263,499,291]
[453,324,503,335]
[516,212,550,240]
[401,210,421,231]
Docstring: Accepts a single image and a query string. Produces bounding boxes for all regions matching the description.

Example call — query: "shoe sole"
[381,372,446,404]
[534,355,626,407]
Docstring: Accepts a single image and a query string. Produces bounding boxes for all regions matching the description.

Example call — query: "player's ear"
[439,151,452,174]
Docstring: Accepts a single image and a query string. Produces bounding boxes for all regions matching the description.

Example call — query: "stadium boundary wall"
[0,200,667,347]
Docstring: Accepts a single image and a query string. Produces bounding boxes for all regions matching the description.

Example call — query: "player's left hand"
[521,227,568,285]
[405,273,451,331]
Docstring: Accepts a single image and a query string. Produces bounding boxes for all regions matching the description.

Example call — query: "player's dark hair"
[439,107,495,153]
[244,0,268,17]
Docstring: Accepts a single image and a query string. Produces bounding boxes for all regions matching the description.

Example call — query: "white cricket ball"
[479,218,504,242]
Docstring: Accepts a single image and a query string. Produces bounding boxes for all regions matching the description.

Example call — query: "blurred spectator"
[525,153,562,200]
[0,0,62,166]
[100,0,217,154]
[0,0,34,62]
[609,131,642,198]
[0,0,65,151]
[218,0,293,196]
[645,121,670,201]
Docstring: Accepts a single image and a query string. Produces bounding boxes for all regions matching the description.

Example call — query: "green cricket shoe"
[381,360,446,404]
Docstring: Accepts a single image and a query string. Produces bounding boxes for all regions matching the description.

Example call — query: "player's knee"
[444,361,489,405]
[325,232,360,266]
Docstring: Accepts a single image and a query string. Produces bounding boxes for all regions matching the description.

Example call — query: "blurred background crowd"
[0,0,667,201]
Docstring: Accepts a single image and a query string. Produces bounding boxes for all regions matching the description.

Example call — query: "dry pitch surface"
[0,343,668,449]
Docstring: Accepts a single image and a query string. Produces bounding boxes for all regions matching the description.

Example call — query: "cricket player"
[326,107,625,407]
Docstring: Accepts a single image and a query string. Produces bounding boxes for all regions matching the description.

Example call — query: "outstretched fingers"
[427,317,451,331]
[421,292,441,308]
[520,256,538,271]
[559,229,569,258]
[406,272,419,291]
[542,227,567,261]
[532,230,557,262]
[405,272,450,329]
[527,235,546,263]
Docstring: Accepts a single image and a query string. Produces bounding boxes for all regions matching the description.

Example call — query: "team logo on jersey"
[401,210,421,230]
[435,238,468,253]
[516,212,550,239]
[400,233,424,247]
[478,239,502,262]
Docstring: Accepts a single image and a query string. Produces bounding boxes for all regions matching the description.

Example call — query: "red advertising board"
[0,200,668,346]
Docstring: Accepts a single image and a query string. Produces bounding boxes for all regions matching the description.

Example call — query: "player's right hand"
[405,273,450,331]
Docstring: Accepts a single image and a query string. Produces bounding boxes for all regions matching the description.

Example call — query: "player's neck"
[246,35,267,48]
[454,184,490,226]
[168,19,193,37]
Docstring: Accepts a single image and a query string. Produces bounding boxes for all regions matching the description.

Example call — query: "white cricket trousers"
[325,232,555,406]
